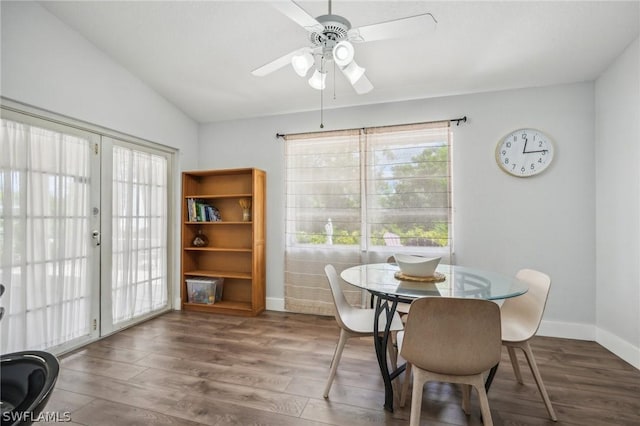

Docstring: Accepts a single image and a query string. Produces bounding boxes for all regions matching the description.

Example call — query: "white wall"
[1,2,198,153]
[1,1,200,308]
[199,82,597,336]
[595,36,640,369]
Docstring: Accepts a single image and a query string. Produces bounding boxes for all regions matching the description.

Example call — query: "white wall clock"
[495,128,555,177]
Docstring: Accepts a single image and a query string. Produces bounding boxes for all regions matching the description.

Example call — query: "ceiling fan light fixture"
[308,69,327,90]
[332,40,354,67]
[341,60,366,85]
[291,51,314,77]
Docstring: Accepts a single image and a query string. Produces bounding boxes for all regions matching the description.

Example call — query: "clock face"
[496,129,554,177]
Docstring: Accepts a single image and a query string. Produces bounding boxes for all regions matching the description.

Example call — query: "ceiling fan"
[251,0,437,95]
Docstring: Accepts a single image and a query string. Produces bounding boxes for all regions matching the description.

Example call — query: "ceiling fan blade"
[251,47,310,77]
[269,1,325,34]
[352,74,373,95]
[348,13,437,43]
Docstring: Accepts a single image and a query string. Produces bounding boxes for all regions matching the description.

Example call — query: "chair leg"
[329,338,339,369]
[400,362,412,408]
[387,331,398,370]
[472,375,494,426]
[387,333,402,403]
[521,342,558,421]
[323,329,348,398]
[409,368,426,426]
[461,384,471,415]
[507,345,524,384]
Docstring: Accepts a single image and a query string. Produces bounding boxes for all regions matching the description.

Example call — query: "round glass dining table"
[340,262,528,302]
[340,262,528,412]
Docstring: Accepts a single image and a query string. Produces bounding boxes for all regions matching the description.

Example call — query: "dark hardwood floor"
[41,310,640,425]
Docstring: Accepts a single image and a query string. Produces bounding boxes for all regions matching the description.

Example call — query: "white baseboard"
[266,297,285,312]
[596,327,640,370]
[537,319,596,340]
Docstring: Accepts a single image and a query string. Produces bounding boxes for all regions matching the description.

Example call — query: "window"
[284,121,452,315]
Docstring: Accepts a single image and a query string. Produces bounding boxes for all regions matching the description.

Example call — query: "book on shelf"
[187,198,196,222]
[187,198,221,222]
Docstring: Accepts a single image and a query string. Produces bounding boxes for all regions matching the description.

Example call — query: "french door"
[100,137,170,335]
[0,107,172,354]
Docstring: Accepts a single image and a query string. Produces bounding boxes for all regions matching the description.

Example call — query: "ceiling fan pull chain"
[320,86,324,128]
[320,55,325,128]
[333,61,337,100]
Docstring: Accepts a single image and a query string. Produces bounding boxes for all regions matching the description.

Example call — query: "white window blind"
[284,121,452,315]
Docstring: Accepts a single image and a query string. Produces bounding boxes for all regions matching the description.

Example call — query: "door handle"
[92,230,101,246]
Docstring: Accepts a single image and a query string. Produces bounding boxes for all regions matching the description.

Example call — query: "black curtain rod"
[275,116,467,139]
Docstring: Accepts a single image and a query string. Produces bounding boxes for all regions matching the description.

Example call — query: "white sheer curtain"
[284,122,452,315]
[0,116,95,353]
[111,143,168,324]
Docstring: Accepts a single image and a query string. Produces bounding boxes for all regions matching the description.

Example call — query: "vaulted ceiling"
[41,1,640,123]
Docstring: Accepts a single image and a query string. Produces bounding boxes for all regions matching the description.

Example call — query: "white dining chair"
[399,297,502,426]
[323,264,404,398]
[501,268,558,421]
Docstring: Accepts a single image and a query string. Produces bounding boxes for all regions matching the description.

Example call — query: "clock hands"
[522,135,548,154]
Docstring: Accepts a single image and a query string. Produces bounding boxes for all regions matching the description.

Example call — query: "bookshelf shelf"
[184,221,252,225]
[184,247,253,253]
[184,193,253,199]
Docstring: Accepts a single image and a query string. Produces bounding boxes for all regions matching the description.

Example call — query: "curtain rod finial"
[453,116,467,126]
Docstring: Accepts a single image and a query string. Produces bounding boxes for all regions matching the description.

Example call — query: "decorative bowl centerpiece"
[394,254,442,278]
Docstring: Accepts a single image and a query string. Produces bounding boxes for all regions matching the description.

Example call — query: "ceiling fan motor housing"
[311,14,351,57]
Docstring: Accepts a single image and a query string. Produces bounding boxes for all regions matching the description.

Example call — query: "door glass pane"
[1,116,98,353]
[111,145,168,324]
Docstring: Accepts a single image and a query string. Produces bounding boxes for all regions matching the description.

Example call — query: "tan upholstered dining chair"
[322,264,404,398]
[501,268,558,421]
[399,297,502,426]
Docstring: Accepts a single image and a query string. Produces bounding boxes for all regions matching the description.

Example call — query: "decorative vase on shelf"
[192,229,209,247]
[239,198,252,222]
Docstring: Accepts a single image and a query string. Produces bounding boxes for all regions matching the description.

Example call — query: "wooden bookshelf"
[181,168,266,316]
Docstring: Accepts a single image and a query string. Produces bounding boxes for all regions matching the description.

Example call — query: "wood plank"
[128,368,308,417]
[61,353,149,381]
[135,353,292,392]
[70,399,203,426]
